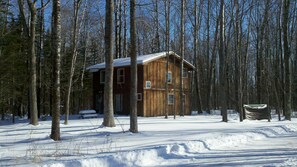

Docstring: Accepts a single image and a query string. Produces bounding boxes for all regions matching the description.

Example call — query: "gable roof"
[87,51,195,72]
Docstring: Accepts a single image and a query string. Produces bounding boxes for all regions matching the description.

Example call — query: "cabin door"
[96,94,104,114]
[114,94,123,114]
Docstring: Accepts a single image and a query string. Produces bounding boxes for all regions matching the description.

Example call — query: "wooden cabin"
[87,51,195,117]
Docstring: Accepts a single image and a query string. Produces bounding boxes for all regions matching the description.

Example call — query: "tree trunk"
[80,18,90,110]
[206,0,211,113]
[27,0,38,125]
[207,16,219,114]
[103,0,116,127]
[193,0,203,114]
[234,0,243,121]
[64,0,81,125]
[152,0,160,53]
[18,0,37,124]
[51,0,62,141]
[164,0,170,119]
[243,11,252,119]
[0,81,3,120]
[180,0,185,116]
[283,0,291,120]
[37,0,44,118]
[123,0,127,58]
[219,0,227,122]
[129,0,138,133]
[114,0,119,58]
[256,0,270,104]
[118,0,122,58]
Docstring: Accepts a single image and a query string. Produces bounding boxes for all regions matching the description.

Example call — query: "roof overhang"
[86,51,195,72]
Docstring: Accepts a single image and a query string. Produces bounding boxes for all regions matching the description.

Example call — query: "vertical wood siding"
[92,54,192,117]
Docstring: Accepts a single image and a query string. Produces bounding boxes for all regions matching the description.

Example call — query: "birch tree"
[64,0,82,125]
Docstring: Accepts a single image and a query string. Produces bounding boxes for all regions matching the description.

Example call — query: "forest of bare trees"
[1,0,297,126]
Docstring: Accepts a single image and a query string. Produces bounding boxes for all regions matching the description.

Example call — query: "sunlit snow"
[0,112,296,167]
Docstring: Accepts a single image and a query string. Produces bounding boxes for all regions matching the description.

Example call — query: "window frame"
[183,68,188,78]
[137,93,142,101]
[100,70,105,84]
[117,68,125,84]
[145,81,151,89]
[168,93,174,105]
[167,71,172,84]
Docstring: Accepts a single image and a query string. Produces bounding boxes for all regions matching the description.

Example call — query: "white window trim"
[168,93,174,105]
[167,71,172,84]
[145,81,151,89]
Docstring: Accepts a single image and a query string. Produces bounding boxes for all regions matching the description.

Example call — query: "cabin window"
[100,70,105,84]
[137,93,142,101]
[117,68,125,84]
[167,71,172,84]
[168,94,174,105]
[183,68,188,78]
[145,81,151,89]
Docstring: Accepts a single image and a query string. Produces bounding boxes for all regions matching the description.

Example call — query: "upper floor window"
[100,70,105,84]
[145,81,151,89]
[167,71,172,84]
[117,68,125,84]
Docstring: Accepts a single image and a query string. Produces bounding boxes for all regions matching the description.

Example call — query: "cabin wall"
[92,54,192,117]
[92,66,144,116]
[143,57,192,117]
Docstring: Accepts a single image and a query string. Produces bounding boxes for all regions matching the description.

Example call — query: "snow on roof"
[87,51,195,72]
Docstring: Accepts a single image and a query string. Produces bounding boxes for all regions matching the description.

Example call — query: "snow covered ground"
[0,113,296,167]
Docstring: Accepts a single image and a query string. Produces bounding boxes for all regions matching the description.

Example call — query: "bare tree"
[234,0,243,121]
[114,0,121,58]
[103,0,116,127]
[205,0,212,114]
[152,0,160,53]
[17,0,38,125]
[243,6,252,120]
[51,0,62,141]
[64,0,82,125]
[180,0,185,116]
[219,0,227,122]
[129,0,138,133]
[283,0,291,120]
[123,0,127,58]
[37,0,44,117]
[164,0,170,119]
[193,0,203,114]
